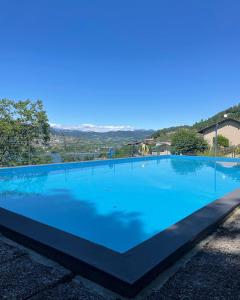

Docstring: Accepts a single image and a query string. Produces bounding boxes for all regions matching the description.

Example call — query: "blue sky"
[0,0,240,130]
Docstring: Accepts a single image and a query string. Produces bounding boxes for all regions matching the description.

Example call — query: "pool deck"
[0,208,239,299]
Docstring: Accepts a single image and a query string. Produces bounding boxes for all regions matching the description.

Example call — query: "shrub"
[171,129,208,155]
[213,135,229,148]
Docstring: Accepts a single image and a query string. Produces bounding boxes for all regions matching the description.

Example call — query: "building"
[198,118,240,147]
[143,138,155,145]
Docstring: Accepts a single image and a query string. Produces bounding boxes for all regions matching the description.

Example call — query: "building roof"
[198,117,240,134]
[156,141,171,146]
[127,141,142,145]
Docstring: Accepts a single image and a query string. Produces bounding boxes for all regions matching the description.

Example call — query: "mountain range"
[50,127,155,141]
[50,103,240,142]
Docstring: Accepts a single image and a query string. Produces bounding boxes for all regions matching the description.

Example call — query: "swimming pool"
[0,155,240,296]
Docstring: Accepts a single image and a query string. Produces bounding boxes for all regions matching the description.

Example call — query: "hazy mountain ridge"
[50,128,155,140]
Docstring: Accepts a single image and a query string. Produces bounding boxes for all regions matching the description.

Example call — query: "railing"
[199,146,239,158]
[0,141,173,167]
[2,142,238,168]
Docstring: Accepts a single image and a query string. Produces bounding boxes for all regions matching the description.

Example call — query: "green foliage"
[151,125,190,140]
[0,99,50,166]
[213,134,229,148]
[171,129,208,155]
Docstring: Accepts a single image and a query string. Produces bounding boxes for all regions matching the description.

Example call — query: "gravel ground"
[0,208,239,300]
[146,209,240,300]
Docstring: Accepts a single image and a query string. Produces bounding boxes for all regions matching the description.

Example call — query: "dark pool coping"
[0,187,240,297]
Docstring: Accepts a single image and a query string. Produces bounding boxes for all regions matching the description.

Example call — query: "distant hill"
[152,103,240,139]
[51,128,155,141]
[151,125,191,140]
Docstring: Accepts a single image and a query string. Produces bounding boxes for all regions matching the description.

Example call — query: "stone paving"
[0,208,239,299]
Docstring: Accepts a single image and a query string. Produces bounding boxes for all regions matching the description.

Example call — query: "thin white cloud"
[50,123,135,133]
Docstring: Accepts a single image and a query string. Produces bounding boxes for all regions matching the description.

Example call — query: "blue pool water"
[0,155,240,253]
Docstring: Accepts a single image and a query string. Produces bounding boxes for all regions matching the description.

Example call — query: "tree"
[171,129,208,155]
[213,135,229,148]
[0,99,50,166]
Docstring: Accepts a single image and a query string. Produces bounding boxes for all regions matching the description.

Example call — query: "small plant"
[213,135,229,148]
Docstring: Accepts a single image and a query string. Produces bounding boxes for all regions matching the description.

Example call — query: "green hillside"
[151,125,191,140]
[192,103,240,130]
[153,103,240,140]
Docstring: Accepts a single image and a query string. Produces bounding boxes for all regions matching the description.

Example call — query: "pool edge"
[0,190,240,297]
